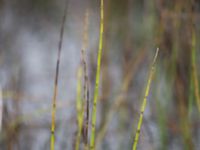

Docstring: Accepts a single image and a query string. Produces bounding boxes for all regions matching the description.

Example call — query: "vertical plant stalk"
[191,20,200,112]
[84,77,90,150]
[50,2,67,150]
[96,49,147,146]
[75,9,90,150]
[81,9,90,150]
[75,66,84,150]
[90,0,104,149]
[132,48,159,150]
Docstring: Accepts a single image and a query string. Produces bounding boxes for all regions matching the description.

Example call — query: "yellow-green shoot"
[132,48,159,150]
[90,0,104,149]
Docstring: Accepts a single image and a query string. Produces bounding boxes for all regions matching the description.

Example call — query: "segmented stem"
[75,66,84,150]
[90,0,104,149]
[191,19,200,112]
[82,10,90,150]
[132,48,159,150]
[50,2,67,150]
[75,9,90,150]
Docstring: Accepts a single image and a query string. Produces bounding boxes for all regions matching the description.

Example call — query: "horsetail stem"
[75,66,84,150]
[90,0,104,149]
[132,48,159,150]
[81,9,90,150]
[191,21,200,112]
[75,9,90,150]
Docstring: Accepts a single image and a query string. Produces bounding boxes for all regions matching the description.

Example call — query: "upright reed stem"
[82,10,90,150]
[75,66,84,150]
[75,9,90,150]
[50,2,67,150]
[90,0,104,149]
[191,14,200,112]
[132,48,159,150]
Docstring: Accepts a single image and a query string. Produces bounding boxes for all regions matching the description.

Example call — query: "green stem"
[90,0,104,149]
[132,48,159,150]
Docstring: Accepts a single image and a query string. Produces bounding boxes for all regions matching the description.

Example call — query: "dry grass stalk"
[50,2,67,150]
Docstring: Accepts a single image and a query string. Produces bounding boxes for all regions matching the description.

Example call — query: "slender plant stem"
[90,0,104,149]
[82,9,90,150]
[50,2,67,150]
[132,48,159,150]
[75,9,90,150]
[191,21,200,112]
[75,66,84,150]
[96,49,147,146]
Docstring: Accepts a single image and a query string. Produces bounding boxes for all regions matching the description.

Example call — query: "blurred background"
[0,0,200,149]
